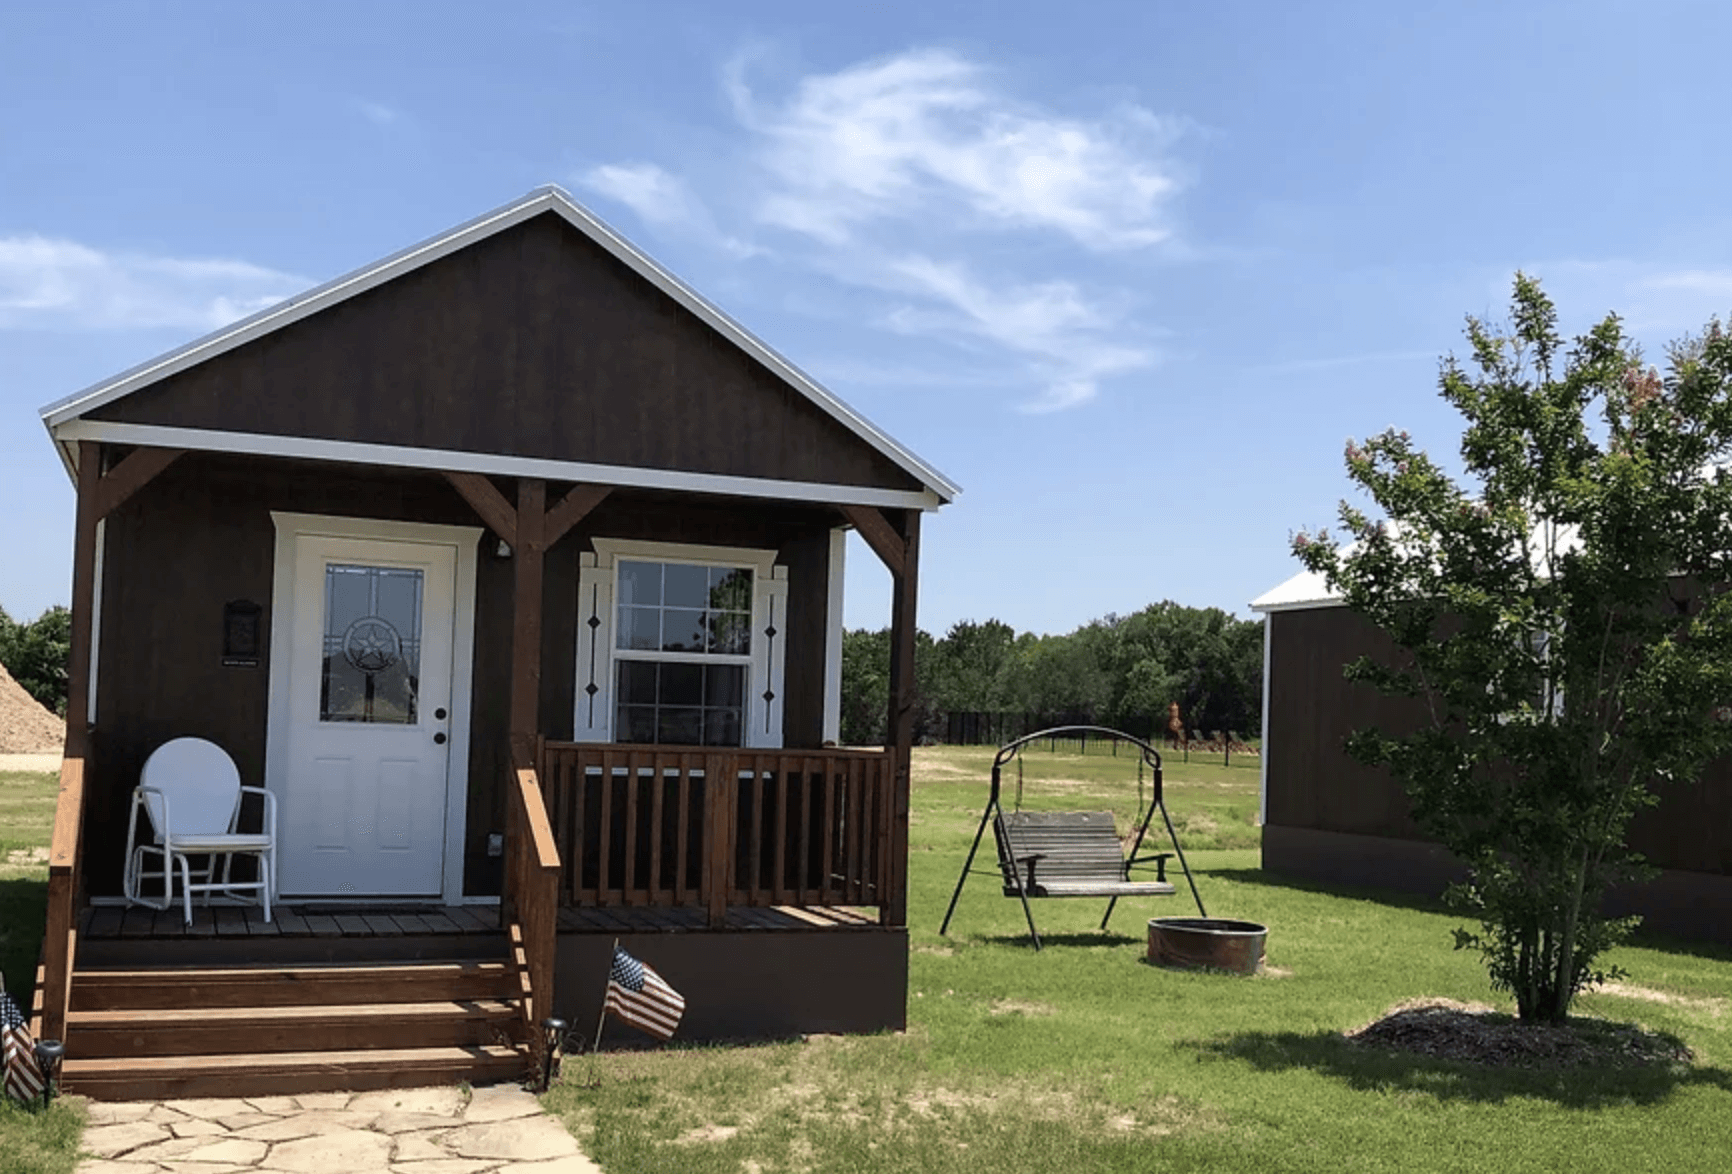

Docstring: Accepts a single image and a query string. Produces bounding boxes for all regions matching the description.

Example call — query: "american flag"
[1,989,44,1105]
[603,946,685,1041]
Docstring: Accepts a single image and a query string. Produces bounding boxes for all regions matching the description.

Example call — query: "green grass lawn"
[4,747,1731,1174]
[0,769,84,1174]
[546,744,1732,1174]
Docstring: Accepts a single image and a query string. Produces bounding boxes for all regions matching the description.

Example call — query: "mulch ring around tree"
[1345,998,1694,1069]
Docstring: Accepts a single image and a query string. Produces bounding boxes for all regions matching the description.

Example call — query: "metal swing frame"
[938,725,1206,950]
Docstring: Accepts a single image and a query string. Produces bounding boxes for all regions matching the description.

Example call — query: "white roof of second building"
[1249,565,1341,613]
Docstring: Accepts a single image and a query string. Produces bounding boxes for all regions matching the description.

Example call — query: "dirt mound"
[1346,997,1693,1069]
[0,662,64,754]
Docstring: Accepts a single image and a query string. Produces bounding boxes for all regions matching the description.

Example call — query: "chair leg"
[1099,895,1121,932]
[176,854,195,926]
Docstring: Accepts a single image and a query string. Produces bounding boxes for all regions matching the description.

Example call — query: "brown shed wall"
[1265,605,1732,877]
[1263,607,1426,840]
[85,452,843,898]
[87,213,924,496]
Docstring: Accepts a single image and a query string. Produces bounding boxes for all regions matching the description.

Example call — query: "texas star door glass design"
[320,564,424,724]
[281,537,455,897]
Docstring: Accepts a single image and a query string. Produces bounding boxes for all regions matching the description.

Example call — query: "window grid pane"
[614,661,746,747]
[616,560,752,658]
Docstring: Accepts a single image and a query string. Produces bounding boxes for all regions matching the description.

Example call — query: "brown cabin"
[1250,568,1732,945]
[32,187,957,1098]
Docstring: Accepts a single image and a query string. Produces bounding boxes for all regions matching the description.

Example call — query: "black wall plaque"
[222,600,262,667]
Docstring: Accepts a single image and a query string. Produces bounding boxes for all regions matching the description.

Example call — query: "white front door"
[271,526,466,897]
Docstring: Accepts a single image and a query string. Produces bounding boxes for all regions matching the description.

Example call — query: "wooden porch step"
[67,999,524,1056]
[71,960,522,1011]
[61,1045,526,1101]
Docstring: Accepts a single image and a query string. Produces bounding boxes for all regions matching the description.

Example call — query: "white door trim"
[266,511,482,904]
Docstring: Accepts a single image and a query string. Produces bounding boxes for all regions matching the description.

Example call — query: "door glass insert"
[320,563,424,724]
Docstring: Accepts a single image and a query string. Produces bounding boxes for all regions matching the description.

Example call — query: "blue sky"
[6,1,1732,635]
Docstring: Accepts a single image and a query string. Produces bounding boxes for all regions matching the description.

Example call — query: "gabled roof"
[39,186,958,508]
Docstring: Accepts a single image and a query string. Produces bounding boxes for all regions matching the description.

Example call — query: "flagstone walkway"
[74,1082,601,1173]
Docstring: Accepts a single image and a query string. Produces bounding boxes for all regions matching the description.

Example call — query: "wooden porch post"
[509,478,547,740]
[41,443,104,1042]
[63,441,103,755]
[883,509,920,928]
[43,441,185,1043]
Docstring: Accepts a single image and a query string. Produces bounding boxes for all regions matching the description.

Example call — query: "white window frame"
[573,539,788,748]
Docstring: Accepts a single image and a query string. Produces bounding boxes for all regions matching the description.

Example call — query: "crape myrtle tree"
[1294,274,1732,1023]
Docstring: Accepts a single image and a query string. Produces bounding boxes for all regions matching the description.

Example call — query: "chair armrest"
[238,786,277,836]
[1012,852,1045,889]
[1128,851,1175,882]
[133,785,170,841]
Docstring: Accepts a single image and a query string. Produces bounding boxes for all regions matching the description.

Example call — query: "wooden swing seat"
[994,811,1175,898]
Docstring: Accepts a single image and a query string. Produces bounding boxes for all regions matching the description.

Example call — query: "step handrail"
[506,735,560,1079]
[39,753,87,1043]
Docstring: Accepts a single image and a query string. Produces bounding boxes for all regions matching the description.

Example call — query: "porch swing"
[938,726,1206,950]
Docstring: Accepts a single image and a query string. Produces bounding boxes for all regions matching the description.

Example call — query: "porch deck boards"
[79,901,884,940]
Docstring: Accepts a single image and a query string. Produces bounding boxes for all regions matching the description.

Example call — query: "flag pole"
[588,935,623,1087]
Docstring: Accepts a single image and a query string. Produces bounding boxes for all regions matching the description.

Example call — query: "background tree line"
[840,601,1263,746]
[0,604,71,716]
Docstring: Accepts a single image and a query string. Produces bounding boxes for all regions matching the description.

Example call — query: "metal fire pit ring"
[1147,916,1268,975]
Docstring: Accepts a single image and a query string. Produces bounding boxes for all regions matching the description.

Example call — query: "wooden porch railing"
[539,743,900,924]
[502,737,560,1072]
[37,754,87,1044]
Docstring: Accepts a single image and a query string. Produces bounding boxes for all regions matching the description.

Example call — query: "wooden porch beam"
[445,471,518,546]
[92,445,185,520]
[838,504,906,580]
[543,483,612,548]
[509,478,547,739]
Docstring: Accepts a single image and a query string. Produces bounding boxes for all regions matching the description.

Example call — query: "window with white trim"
[573,541,787,748]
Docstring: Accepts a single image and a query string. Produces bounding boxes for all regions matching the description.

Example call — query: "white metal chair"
[123,737,276,925]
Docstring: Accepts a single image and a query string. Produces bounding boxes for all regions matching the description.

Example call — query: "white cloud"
[579,162,759,258]
[0,236,309,331]
[579,46,1189,412]
[732,48,1183,252]
[356,100,401,127]
[880,254,1151,411]
[582,162,704,230]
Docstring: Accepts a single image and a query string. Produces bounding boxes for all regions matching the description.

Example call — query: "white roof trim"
[53,419,944,512]
[1253,596,1349,614]
[38,185,958,504]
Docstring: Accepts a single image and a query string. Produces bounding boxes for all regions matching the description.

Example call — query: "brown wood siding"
[1264,607,1426,840]
[83,452,843,898]
[88,213,925,495]
[1268,605,1732,877]
[777,529,835,749]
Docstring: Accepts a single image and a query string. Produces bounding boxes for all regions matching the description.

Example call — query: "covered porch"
[33,448,923,1091]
